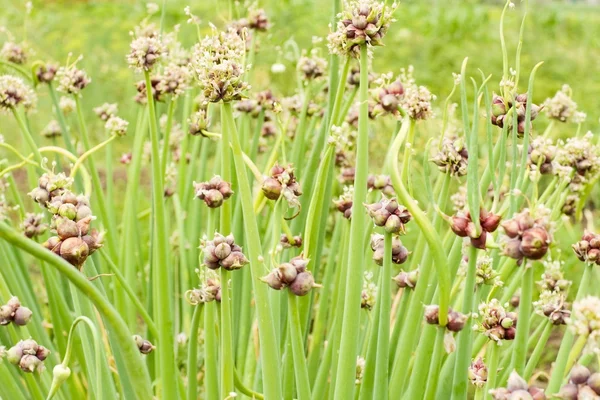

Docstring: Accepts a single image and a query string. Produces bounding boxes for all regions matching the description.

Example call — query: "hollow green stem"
[144,70,176,398]
[523,320,552,380]
[224,102,283,399]
[546,264,594,394]
[484,342,500,400]
[11,107,42,163]
[511,262,533,375]
[373,232,392,400]
[452,245,478,399]
[187,304,203,400]
[70,135,118,178]
[333,44,369,400]
[288,291,311,400]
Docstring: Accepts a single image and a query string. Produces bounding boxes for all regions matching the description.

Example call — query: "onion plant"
[1,1,600,399]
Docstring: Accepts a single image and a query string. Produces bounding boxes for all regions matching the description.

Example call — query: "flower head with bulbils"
[424,305,467,332]
[127,36,166,72]
[188,109,211,137]
[29,173,103,269]
[370,233,409,266]
[557,365,600,399]
[572,230,600,266]
[393,268,418,289]
[1,42,27,64]
[537,259,571,294]
[262,163,302,208]
[21,213,48,239]
[133,335,155,354]
[261,255,319,296]
[56,64,91,95]
[203,233,249,271]
[105,116,129,136]
[156,63,192,98]
[0,75,37,112]
[367,174,394,197]
[528,137,556,175]
[554,132,600,215]
[190,28,249,103]
[0,297,33,326]
[490,92,542,137]
[450,208,501,250]
[534,290,570,326]
[365,197,411,234]
[35,64,58,84]
[489,371,546,400]
[6,339,50,373]
[361,271,377,310]
[543,84,582,123]
[193,176,234,208]
[501,208,552,264]
[401,83,435,120]
[567,296,600,346]
[93,103,118,121]
[135,77,163,104]
[474,299,517,343]
[369,76,404,118]
[280,233,302,249]
[327,0,396,58]
[468,357,488,388]
[297,49,327,81]
[432,136,469,176]
[248,6,270,31]
[474,254,501,287]
[186,270,222,304]
[334,185,354,219]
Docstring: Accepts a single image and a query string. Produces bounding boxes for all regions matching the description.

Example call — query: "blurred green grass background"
[1,0,599,145]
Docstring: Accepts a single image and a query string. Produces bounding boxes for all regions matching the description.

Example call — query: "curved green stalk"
[386,119,450,323]
[46,317,102,400]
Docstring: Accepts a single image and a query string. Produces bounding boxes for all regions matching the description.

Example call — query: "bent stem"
[46,316,102,400]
